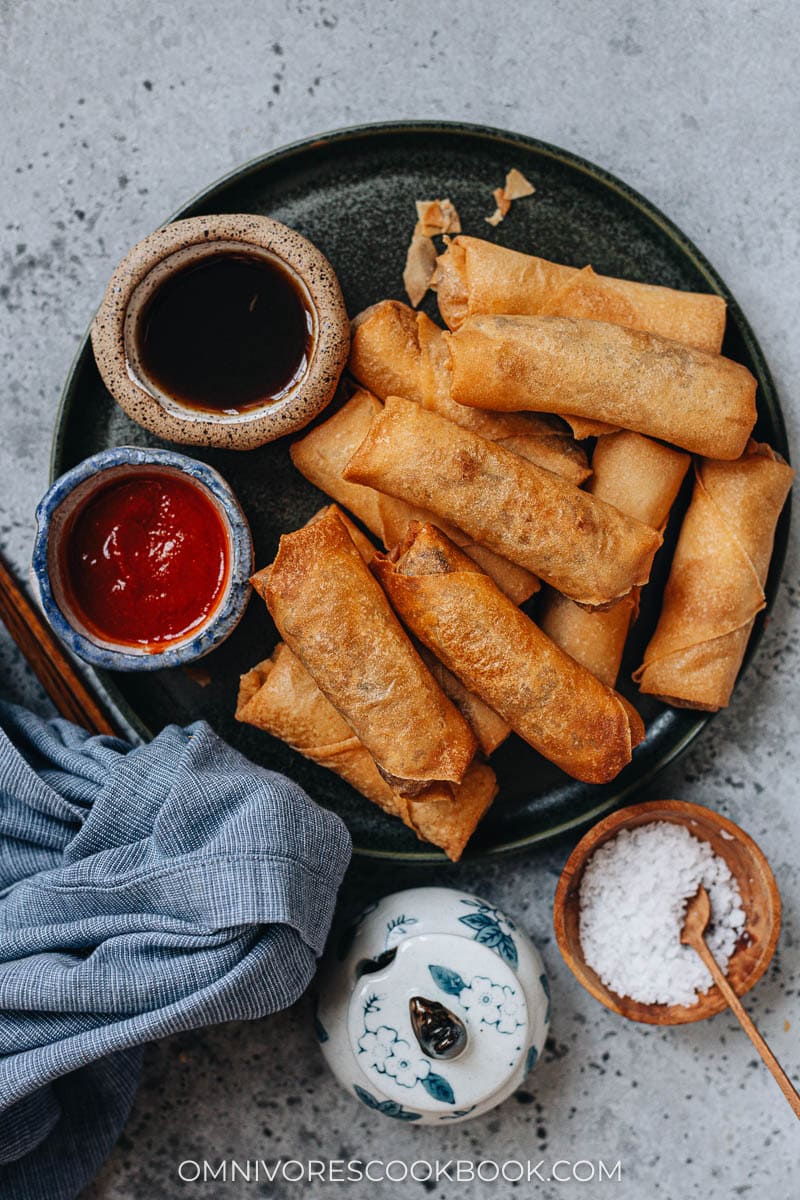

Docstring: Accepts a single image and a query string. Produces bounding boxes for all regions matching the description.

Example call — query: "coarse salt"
[578,821,746,1007]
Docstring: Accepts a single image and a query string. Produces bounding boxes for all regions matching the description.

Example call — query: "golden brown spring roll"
[539,433,691,686]
[251,505,477,792]
[447,315,757,461]
[634,442,793,710]
[373,523,645,784]
[310,504,510,756]
[350,300,590,484]
[435,236,727,353]
[290,388,539,604]
[236,644,496,861]
[316,503,376,560]
[344,396,662,609]
[417,644,510,756]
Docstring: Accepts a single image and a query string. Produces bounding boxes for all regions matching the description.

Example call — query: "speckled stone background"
[2,2,798,1197]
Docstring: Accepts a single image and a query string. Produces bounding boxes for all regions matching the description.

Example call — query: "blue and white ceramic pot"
[315,887,551,1125]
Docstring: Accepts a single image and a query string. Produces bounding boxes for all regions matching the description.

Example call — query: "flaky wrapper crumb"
[403,232,437,307]
[415,198,462,236]
[486,169,535,225]
[404,198,463,307]
[503,168,535,200]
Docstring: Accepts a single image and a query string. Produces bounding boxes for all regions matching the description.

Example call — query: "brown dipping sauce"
[136,251,313,414]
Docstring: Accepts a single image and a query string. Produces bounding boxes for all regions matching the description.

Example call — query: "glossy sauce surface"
[63,473,229,649]
[136,252,312,414]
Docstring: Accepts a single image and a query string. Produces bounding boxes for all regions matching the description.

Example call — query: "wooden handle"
[691,934,800,1119]
[0,551,117,737]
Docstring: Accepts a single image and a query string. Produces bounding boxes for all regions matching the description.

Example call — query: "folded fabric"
[0,700,351,1200]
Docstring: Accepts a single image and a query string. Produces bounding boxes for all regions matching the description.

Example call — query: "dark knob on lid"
[409,996,468,1060]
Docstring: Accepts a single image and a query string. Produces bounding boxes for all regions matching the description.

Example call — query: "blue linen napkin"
[0,699,351,1200]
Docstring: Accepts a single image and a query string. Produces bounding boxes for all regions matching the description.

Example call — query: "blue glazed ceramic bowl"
[31,446,253,671]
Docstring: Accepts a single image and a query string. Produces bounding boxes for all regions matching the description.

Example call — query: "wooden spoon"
[681,885,800,1119]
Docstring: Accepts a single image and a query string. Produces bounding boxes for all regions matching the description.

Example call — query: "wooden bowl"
[553,800,781,1025]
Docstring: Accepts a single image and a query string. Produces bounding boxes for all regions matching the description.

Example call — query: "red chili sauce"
[63,472,229,650]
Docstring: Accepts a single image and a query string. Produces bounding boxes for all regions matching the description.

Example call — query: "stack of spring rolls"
[237,235,793,859]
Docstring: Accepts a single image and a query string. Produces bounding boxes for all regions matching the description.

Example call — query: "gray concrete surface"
[2,1,799,1197]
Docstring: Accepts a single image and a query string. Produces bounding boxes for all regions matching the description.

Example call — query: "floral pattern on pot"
[457,899,518,967]
[438,1105,477,1120]
[428,965,525,1035]
[385,914,419,949]
[353,1085,421,1121]
[357,993,456,1105]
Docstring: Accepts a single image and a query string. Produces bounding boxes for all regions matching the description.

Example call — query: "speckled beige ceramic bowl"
[91,214,349,449]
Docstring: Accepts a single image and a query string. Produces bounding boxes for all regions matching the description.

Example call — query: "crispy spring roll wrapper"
[416,644,510,756]
[435,236,727,354]
[344,396,662,609]
[236,645,496,861]
[309,504,510,756]
[563,415,620,440]
[634,442,793,711]
[542,591,637,689]
[315,502,376,560]
[581,433,691,523]
[291,388,539,604]
[252,505,477,793]
[373,523,645,784]
[447,315,757,461]
[539,433,691,686]
[350,300,590,484]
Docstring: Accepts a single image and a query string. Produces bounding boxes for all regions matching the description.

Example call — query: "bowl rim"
[121,237,319,423]
[553,798,782,1025]
[31,445,254,671]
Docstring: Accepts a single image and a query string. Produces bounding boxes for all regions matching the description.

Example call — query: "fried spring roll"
[373,523,645,784]
[634,442,793,710]
[236,644,496,861]
[350,300,590,484]
[251,505,477,793]
[539,433,691,686]
[291,388,539,604]
[417,645,510,756]
[447,315,757,461]
[321,503,377,560]
[344,396,662,609]
[313,505,510,756]
[435,236,727,353]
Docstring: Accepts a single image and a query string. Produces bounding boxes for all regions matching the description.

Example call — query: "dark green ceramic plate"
[51,121,790,861]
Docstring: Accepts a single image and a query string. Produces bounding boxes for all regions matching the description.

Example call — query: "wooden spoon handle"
[691,935,800,1119]
[0,550,117,737]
